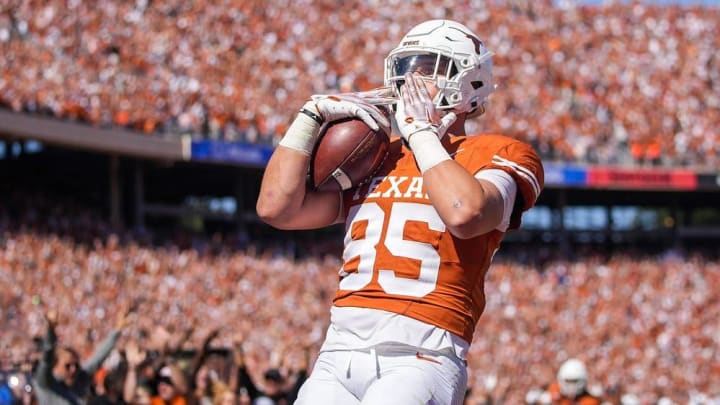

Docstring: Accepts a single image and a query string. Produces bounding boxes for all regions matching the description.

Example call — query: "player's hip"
[298,347,468,405]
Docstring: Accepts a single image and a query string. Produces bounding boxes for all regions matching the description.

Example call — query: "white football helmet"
[620,394,640,405]
[384,19,494,117]
[557,358,588,398]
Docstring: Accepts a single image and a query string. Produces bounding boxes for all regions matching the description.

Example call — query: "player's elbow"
[257,199,309,230]
[446,218,489,239]
[443,209,479,239]
[256,200,287,228]
[447,220,499,239]
[444,204,501,239]
[257,213,293,230]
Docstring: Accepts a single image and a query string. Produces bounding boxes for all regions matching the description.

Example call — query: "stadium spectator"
[230,336,308,405]
[184,328,221,405]
[0,372,32,405]
[122,340,151,405]
[209,381,237,405]
[150,364,189,405]
[32,306,130,405]
[87,367,128,405]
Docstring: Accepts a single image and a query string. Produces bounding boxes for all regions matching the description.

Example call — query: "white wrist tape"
[408,130,451,174]
[278,103,322,155]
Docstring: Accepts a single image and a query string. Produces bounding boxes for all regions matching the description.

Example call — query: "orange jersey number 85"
[339,202,445,297]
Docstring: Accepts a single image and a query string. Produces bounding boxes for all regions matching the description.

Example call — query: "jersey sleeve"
[479,139,544,230]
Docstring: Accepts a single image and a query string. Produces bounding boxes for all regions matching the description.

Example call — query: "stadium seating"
[0,202,717,403]
[1,1,718,167]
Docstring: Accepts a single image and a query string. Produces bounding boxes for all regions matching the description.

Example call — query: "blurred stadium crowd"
[1,0,719,167]
[2,0,720,404]
[1,196,718,404]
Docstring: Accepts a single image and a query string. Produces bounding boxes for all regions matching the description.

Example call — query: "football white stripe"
[507,169,540,202]
[331,168,353,190]
[493,162,540,200]
[491,155,541,200]
[492,164,540,197]
[492,155,541,193]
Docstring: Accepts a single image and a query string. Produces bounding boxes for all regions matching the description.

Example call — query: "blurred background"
[0,1,718,404]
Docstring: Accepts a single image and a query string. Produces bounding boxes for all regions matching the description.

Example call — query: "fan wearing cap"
[33,307,130,405]
[150,365,189,405]
[230,340,309,405]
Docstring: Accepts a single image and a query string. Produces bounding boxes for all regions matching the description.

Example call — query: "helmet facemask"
[386,51,469,113]
[557,359,588,398]
[388,53,456,99]
[559,377,586,398]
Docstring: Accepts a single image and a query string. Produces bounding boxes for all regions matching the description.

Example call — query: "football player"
[257,19,544,405]
[546,359,602,405]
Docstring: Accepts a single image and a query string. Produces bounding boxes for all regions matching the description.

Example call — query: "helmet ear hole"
[466,100,486,118]
[471,81,484,89]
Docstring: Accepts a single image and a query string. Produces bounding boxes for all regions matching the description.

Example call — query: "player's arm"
[422,162,508,238]
[395,73,504,238]
[396,73,539,238]
[257,97,388,230]
[257,145,341,230]
[414,136,542,239]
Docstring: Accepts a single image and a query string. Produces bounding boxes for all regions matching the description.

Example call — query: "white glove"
[279,95,390,155]
[311,93,391,134]
[395,72,456,141]
[327,86,398,107]
[394,73,457,173]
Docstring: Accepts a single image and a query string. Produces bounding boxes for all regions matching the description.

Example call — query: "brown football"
[309,118,389,192]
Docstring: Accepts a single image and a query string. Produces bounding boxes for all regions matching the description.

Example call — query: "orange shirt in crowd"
[150,396,188,405]
[547,382,601,405]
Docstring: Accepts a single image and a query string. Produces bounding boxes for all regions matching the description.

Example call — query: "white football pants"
[294,346,467,405]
